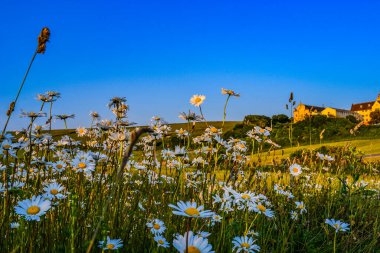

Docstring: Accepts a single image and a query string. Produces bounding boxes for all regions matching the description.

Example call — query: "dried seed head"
[37,27,50,54]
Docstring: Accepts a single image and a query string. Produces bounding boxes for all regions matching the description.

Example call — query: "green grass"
[254,139,380,165]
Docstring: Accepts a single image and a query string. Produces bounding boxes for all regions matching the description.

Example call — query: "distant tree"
[369,110,380,124]
[346,115,358,124]
[272,114,290,125]
[243,115,271,127]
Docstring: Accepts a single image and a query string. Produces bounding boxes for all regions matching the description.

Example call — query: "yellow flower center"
[333,224,340,229]
[186,246,200,253]
[257,204,266,212]
[50,189,59,195]
[27,205,40,215]
[184,207,200,216]
[158,240,164,244]
[210,127,218,133]
[178,129,185,134]
[78,162,86,169]
[194,97,202,103]
[3,144,11,149]
[259,129,265,133]
[241,194,251,199]
[241,242,250,248]
[298,204,304,209]
[106,244,115,249]
[153,223,160,230]
[56,164,63,169]
[292,168,299,173]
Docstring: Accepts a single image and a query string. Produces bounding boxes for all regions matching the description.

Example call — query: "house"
[293,103,362,123]
[351,94,380,124]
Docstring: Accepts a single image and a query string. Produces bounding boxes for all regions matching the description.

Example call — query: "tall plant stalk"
[1,27,50,136]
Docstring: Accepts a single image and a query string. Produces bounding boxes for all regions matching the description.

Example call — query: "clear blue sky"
[0,0,379,130]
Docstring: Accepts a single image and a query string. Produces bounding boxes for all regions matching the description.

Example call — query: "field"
[0,92,380,253]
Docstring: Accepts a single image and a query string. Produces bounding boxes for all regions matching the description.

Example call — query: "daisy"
[43,182,66,200]
[146,219,166,235]
[10,222,20,229]
[221,88,240,97]
[190,95,206,107]
[290,210,299,220]
[232,236,260,253]
[250,202,274,218]
[15,195,51,221]
[76,127,88,137]
[173,231,214,253]
[169,201,214,218]
[52,161,67,173]
[325,219,350,233]
[289,163,302,177]
[154,235,170,248]
[196,231,211,238]
[295,201,307,214]
[98,236,123,250]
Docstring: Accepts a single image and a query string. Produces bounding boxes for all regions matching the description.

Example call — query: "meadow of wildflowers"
[0,27,379,253]
[0,88,379,253]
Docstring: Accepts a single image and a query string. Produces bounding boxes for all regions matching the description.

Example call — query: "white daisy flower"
[250,202,274,218]
[295,201,307,214]
[154,235,170,248]
[289,163,302,177]
[325,219,350,233]
[15,195,51,221]
[43,182,66,200]
[98,236,123,250]
[10,222,20,229]
[173,231,214,253]
[190,95,206,107]
[146,219,166,235]
[232,236,260,252]
[169,201,214,218]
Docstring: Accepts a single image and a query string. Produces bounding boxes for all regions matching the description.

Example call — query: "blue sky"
[0,0,379,130]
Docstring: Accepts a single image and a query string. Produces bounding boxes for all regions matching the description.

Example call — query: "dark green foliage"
[369,109,380,124]
[346,115,358,124]
[243,115,271,127]
[271,114,290,125]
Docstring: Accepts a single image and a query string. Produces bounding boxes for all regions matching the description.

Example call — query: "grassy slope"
[48,121,380,162]
[256,139,380,164]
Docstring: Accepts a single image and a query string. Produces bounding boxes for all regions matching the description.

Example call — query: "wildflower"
[76,127,88,137]
[147,219,166,235]
[190,95,206,107]
[43,182,66,200]
[52,161,67,172]
[10,222,20,229]
[289,163,302,177]
[154,235,170,248]
[169,201,214,218]
[290,211,299,220]
[173,231,214,253]
[250,202,274,218]
[295,201,307,214]
[15,195,51,221]
[232,236,260,253]
[179,111,203,122]
[254,126,270,136]
[325,219,350,233]
[222,88,240,97]
[176,128,189,138]
[174,146,186,157]
[98,236,123,250]
[317,152,334,161]
[196,231,211,238]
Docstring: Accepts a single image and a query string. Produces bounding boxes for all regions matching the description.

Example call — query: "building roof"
[303,104,325,112]
[351,101,375,111]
